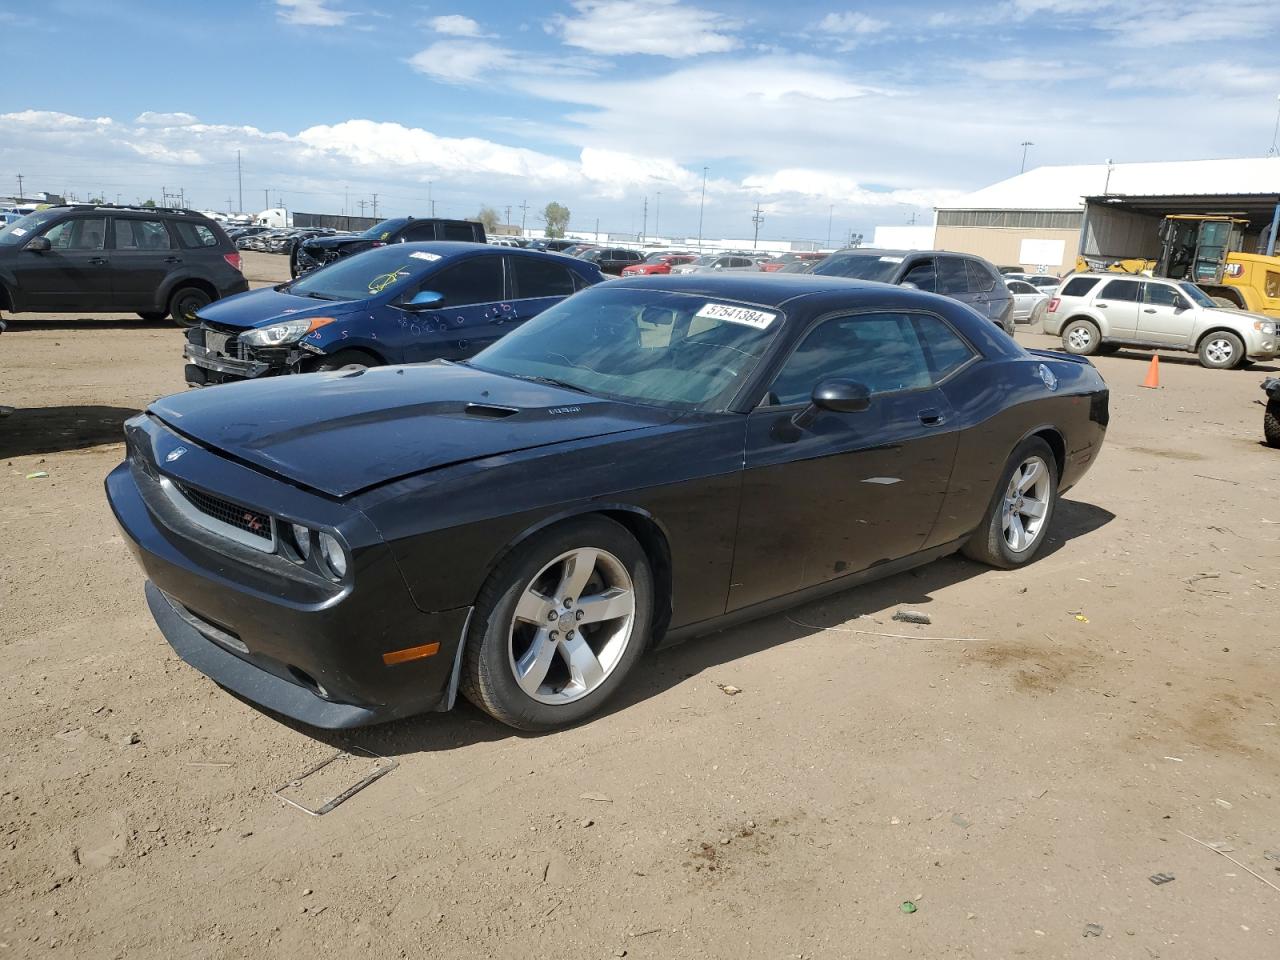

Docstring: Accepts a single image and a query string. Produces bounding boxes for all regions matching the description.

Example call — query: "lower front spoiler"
[147,582,386,729]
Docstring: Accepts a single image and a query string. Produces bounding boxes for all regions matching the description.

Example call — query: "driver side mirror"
[404,290,444,311]
[25,236,51,253]
[791,379,872,431]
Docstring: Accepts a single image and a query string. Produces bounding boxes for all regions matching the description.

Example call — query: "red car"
[620,253,697,276]
[759,252,826,273]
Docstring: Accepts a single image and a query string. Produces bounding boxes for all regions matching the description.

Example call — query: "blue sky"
[2,0,1279,243]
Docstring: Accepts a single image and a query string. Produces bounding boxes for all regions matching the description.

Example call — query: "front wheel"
[1061,318,1100,356]
[962,437,1059,570]
[312,350,380,372]
[1264,399,1280,448]
[461,517,653,731]
[1198,331,1244,369]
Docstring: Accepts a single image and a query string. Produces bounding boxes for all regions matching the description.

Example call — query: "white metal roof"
[941,157,1280,212]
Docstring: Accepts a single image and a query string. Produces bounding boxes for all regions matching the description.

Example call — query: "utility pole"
[1103,158,1115,195]
[641,196,648,242]
[372,194,378,219]
[15,172,23,201]
[236,150,243,214]
[751,202,764,249]
[1020,141,1034,174]
[907,211,918,225]
[428,181,436,217]
[826,204,834,247]
[504,205,512,229]
[519,200,529,234]
[344,184,349,217]
[1269,94,1280,157]
[697,166,708,252]
[595,217,600,242]
[358,199,367,217]
[655,192,661,240]
[226,198,233,214]
[264,188,270,211]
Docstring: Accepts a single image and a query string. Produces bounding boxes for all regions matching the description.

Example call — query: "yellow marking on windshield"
[368,265,411,294]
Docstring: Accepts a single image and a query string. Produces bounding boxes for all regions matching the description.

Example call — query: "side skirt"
[657,535,970,649]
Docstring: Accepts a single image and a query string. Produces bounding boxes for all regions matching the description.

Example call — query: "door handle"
[1097,303,1108,308]
[164,256,183,264]
[918,408,945,426]
[1143,307,1157,313]
[88,257,107,265]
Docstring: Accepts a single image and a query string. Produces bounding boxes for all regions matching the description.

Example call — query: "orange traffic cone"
[1139,354,1160,389]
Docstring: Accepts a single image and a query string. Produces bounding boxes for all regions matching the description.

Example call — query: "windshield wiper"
[513,374,593,395]
[302,291,340,301]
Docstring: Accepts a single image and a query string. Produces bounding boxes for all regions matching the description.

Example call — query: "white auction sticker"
[409,251,442,261]
[878,255,903,263]
[11,227,26,237]
[695,302,776,330]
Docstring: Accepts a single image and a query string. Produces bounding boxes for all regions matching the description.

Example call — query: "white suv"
[1043,273,1278,369]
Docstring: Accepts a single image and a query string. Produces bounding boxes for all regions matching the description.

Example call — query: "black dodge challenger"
[106,275,1109,731]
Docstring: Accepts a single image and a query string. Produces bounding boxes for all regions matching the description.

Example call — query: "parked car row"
[291,217,487,278]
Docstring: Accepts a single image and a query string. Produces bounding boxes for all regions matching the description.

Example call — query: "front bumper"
[183,324,304,386]
[105,423,471,728]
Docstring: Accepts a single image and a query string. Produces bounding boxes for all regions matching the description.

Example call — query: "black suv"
[812,248,1016,334]
[291,217,486,277]
[0,205,248,326]
[579,247,645,275]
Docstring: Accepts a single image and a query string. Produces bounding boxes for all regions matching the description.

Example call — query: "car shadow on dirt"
[292,498,1115,758]
[0,404,140,457]
[1108,349,1279,372]
[2,315,175,331]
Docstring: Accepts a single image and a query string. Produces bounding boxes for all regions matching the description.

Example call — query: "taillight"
[223,252,242,272]
[1047,297,1060,313]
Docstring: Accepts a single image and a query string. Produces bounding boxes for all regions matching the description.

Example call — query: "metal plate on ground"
[274,746,397,816]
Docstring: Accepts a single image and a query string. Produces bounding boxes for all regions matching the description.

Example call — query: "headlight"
[1255,321,1276,335]
[240,317,334,347]
[289,523,312,560]
[318,532,348,579]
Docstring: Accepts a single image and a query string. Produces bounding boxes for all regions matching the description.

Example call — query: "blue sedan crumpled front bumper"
[104,416,471,729]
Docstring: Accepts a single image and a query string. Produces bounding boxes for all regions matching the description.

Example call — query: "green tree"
[541,201,570,238]
[140,198,157,208]
[475,206,500,233]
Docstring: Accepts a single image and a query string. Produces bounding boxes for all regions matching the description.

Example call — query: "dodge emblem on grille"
[165,446,189,463]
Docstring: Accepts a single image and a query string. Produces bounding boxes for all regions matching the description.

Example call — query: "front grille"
[174,481,273,543]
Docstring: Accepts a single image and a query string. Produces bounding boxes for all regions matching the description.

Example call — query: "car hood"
[148,362,681,497]
[196,286,361,330]
[1204,306,1269,323]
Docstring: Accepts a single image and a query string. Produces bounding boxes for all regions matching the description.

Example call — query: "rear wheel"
[962,437,1059,570]
[1197,331,1244,369]
[1061,318,1100,356]
[312,350,381,372]
[461,517,653,731]
[1264,399,1280,448]
[167,287,212,328]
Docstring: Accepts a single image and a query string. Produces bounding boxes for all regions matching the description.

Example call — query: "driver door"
[728,311,959,611]
[1136,281,1195,345]
[15,216,112,311]
[399,255,509,362]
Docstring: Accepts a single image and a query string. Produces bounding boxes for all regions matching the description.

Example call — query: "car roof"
[393,241,601,272]
[611,272,917,308]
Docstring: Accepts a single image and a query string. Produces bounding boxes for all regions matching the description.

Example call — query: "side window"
[1007,281,1032,294]
[768,313,933,405]
[403,223,437,242]
[912,314,976,381]
[1143,283,1186,308]
[900,258,936,292]
[174,222,219,248]
[1099,278,1141,302]
[43,217,107,251]
[423,255,505,307]
[936,257,970,296]
[442,222,478,242]
[114,219,172,250]
[511,257,575,299]
[731,257,752,268]
[1060,276,1100,298]
[965,259,998,293]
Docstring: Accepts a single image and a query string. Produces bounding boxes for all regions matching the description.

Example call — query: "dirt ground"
[1,251,1278,959]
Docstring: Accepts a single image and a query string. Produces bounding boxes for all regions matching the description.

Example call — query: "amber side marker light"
[382,643,440,666]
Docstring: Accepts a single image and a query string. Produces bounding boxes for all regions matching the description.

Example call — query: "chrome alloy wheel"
[508,547,636,705]
[1203,337,1235,365]
[1002,455,1051,553]
[1066,325,1093,351]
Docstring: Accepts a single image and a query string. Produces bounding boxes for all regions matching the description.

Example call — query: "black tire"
[312,350,381,372]
[1265,399,1280,448]
[961,436,1059,570]
[1061,318,1100,356]
[1197,330,1244,369]
[460,516,654,731]
[167,287,212,328]
[138,311,167,322]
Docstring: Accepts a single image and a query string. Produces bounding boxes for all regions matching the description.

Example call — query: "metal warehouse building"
[934,157,1280,275]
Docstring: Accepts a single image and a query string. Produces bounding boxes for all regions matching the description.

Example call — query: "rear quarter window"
[174,222,221,248]
[1060,277,1100,298]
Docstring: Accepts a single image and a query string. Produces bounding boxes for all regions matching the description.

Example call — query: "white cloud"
[427,14,489,37]
[817,11,889,37]
[408,39,601,85]
[275,0,352,27]
[556,0,740,57]
[135,111,200,127]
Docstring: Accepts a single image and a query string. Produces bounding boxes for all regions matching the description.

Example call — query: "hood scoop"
[464,403,519,419]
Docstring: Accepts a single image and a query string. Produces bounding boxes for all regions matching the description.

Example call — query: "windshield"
[287,244,438,301]
[811,253,901,282]
[644,252,671,263]
[360,218,409,240]
[0,209,62,246]
[468,286,784,411]
[1179,282,1217,307]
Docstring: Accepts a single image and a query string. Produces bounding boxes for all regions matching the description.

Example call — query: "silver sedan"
[670,254,763,275]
